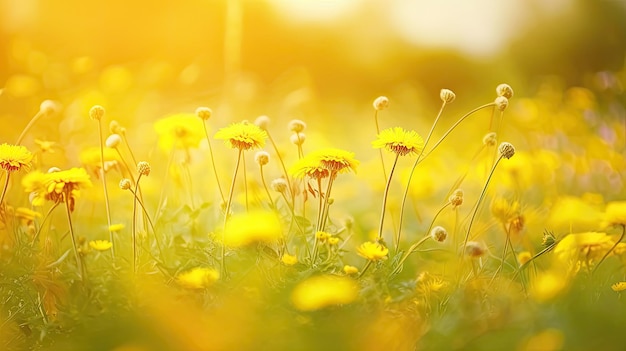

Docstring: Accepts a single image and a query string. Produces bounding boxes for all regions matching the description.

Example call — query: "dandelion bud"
[373,96,389,110]
[343,265,359,275]
[119,178,131,190]
[89,105,105,121]
[496,83,514,99]
[465,241,486,258]
[39,100,58,114]
[290,132,306,146]
[109,120,122,134]
[105,134,122,148]
[255,151,270,166]
[271,178,288,193]
[498,142,515,159]
[494,96,508,111]
[327,198,334,205]
[440,89,456,103]
[517,251,532,266]
[449,189,464,208]
[328,237,339,245]
[254,115,271,130]
[482,132,497,146]
[344,216,354,230]
[137,161,151,176]
[47,167,61,173]
[430,226,448,243]
[195,106,212,120]
[288,119,306,133]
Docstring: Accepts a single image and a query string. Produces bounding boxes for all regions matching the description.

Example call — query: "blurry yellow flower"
[176,267,219,289]
[14,207,41,225]
[554,232,615,266]
[327,237,339,245]
[343,265,359,275]
[89,240,112,251]
[547,196,604,232]
[490,197,520,224]
[357,241,388,261]
[154,113,205,150]
[604,201,626,227]
[530,271,568,302]
[22,168,92,211]
[611,282,626,292]
[281,253,298,266]
[519,329,564,351]
[315,231,330,242]
[517,251,532,266]
[0,143,33,172]
[223,210,282,247]
[34,139,57,154]
[79,147,120,170]
[109,223,125,232]
[372,127,424,156]
[291,275,359,311]
[215,122,267,151]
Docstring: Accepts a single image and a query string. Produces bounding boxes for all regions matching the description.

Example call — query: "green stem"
[222,149,243,276]
[63,192,85,281]
[202,121,226,202]
[378,154,400,244]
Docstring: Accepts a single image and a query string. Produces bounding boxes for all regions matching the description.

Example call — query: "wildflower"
[254,115,271,130]
[611,282,626,292]
[530,271,567,302]
[439,89,456,103]
[254,151,270,166]
[0,143,33,172]
[288,119,306,133]
[281,253,298,266]
[482,132,497,146]
[372,127,424,156]
[105,134,122,148]
[223,210,282,247]
[89,105,105,120]
[310,148,359,174]
[517,251,532,266]
[23,167,92,211]
[154,113,205,150]
[465,241,486,258]
[137,161,151,176]
[315,231,330,242]
[496,83,514,99]
[14,207,41,225]
[373,96,389,110]
[270,178,288,193]
[289,156,330,180]
[89,240,113,251]
[290,132,306,146]
[357,241,388,261]
[215,121,267,151]
[491,197,520,224]
[119,178,131,190]
[79,147,120,170]
[603,201,626,227]
[109,223,125,232]
[343,265,359,275]
[416,272,448,296]
[195,106,212,120]
[327,237,339,245]
[554,232,616,264]
[498,142,515,159]
[176,267,220,289]
[34,139,57,154]
[449,189,463,208]
[291,275,359,311]
[39,100,59,114]
[430,226,447,243]
[495,96,509,111]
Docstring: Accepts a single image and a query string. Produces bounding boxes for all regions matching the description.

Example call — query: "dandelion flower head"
[372,127,424,156]
[223,210,282,247]
[176,267,220,290]
[154,113,205,151]
[603,201,626,227]
[0,143,33,172]
[281,253,298,266]
[89,240,113,251]
[23,167,92,211]
[357,241,388,261]
[311,148,359,174]
[611,282,626,292]
[215,121,267,151]
[291,275,359,311]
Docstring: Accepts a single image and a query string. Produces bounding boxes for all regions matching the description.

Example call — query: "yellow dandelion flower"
[490,197,520,224]
[554,232,615,265]
[0,143,33,172]
[79,147,121,169]
[315,231,330,242]
[311,148,359,173]
[611,282,626,292]
[176,267,220,289]
[343,265,359,275]
[357,241,389,261]
[281,253,298,266]
[214,122,267,151]
[327,237,339,245]
[530,271,568,302]
[23,168,92,211]
[109,223,125,232]
[89,240,113,251]
[291,275,359,311]
[289,155,330,179]
[517,251,532,266]
[14,207,41,224]
[223,210,282,247]
[154,113,205,151]
[372,127,424,156]
[604,201,626,227]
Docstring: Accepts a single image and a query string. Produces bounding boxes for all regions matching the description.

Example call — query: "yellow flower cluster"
[22,168,92,211]
[290,148,359,179]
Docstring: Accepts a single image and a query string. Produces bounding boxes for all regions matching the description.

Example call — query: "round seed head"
[288,119,306,133]
[119,178,131,190]
[254,115,271,130]
[105,134,122,148]
[449,189,464,208]
[496,83,514,99]
[109,120,122,134]
[430,226,448,243]
[255,151,270,166]
[498,142,515,159]
[495,96,508,111]
[47,167,61,173]
[466,241,486,258]
[195,106,212,120]
[290,132,306,146]
[440,89,456,103]
[89,105,105,121]
[482,132,497,146]
[373,96,389,110]
[137,161,151,176]
[40,100,59,114]
[271,178,288,193]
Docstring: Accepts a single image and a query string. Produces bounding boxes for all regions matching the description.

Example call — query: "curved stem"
[0,171,10,211]
[130,188,161,258]
[391,235,432,276]
[63,192,84,281]
[97,118,115,259]
[374,110,388,180]
[259,165,274,209]
[222,149,243,276]
[378,154,400,245]
[267,132,293,202]
[593,224,626,274]
[202,121,225,202]
[132,174,144,274]
[31,202,61,245]
[16,110,44,145]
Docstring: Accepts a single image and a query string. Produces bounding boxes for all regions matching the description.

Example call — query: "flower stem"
[97,117,115,259]
[222,149,243,276]
[378,154,400,244]
[132,174,144,274]
[16,110,44,145]
[63,192,85,281]
[373,109,387,180]
[202,121,226,203]
[259,165,275,209]
[593,224,626,274]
